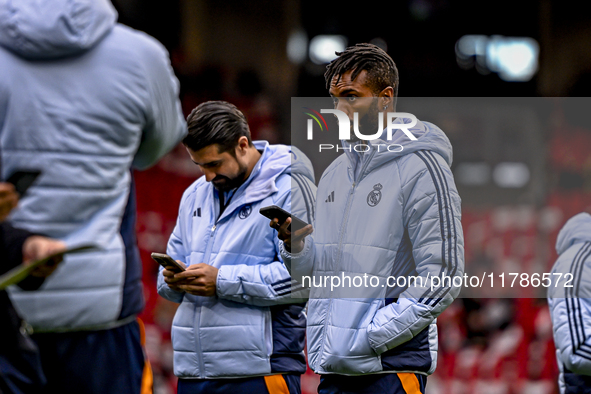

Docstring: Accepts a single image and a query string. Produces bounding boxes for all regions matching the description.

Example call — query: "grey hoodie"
[548,212,591,393]
[0,0,117,59]
[1,0,186,330]
[556,212,591,256]
[283,117,464,375]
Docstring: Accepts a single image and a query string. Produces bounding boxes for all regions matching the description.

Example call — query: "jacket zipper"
[318,149,376,367]
[333,149,375,272]
[193,181,248,376]
[195,222,218,377]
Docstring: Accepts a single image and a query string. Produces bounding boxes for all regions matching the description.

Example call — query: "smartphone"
[6,170,42,197]
[259,205,309,231]
[151,252,186,272]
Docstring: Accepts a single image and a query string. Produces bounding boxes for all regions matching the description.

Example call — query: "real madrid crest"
[367,183,382,207]
[238,205,252,219]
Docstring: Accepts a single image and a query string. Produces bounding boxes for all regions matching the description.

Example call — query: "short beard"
[212,163,248,192]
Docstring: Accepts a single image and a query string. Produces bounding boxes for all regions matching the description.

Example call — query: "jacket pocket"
[171,299,202,377]
[198,299,271,377]
[317,299,383,374]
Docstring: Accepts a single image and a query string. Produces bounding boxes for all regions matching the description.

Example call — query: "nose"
[202,168,216,182]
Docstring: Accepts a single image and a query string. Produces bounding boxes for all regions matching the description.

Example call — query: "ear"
[378,87,394,110]
[236,136,250,156]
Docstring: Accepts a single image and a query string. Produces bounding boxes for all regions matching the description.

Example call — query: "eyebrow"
[330,88,359,97]
[191,159,222,167]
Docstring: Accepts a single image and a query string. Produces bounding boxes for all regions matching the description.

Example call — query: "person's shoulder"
[318,154,347,184]
[397,150,445,178]
[555,240,591,272]
[274,172,292,194]
[179,176,208,205]
[107,24,169,57]
[549,241,591,300]
[398,150,427,168]
[263,143,291,163]
[256,142,292,191]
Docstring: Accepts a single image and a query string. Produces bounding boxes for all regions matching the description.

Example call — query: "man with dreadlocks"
[272,43,464,393]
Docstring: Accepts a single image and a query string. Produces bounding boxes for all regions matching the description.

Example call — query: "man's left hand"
[173,263,219,297]
[22,236,67,277]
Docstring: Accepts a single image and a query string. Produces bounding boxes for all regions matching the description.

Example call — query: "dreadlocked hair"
[324,43,399,97]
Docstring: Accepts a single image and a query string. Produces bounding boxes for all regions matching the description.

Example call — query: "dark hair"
[182,101,252,153]
[324,43,399,98]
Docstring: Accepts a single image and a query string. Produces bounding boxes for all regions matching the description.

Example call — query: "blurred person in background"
[230,69,280,144]
[275,43,464,394]
[0,0,187,392]
[0,182,66,393]
[158,101,316,394]
[548,212,591,393]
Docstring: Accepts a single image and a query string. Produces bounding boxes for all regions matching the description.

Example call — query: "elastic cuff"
[279,241,292,260]
[215,267,226,296]
[279,240,309,260]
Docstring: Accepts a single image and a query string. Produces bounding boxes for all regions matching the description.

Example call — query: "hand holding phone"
[260,205,313,254]
[151,252,186,272]
[6,170,42,197]
[259,205,308,230]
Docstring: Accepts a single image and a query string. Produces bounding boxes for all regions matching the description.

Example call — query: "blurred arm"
[133,40,187,170]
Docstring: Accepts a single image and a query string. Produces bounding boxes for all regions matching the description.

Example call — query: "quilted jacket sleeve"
[216,174,315,306]
[548,241,591,377]
[279,171,317,282]
[368,150,465,354]
[132,37,186,170]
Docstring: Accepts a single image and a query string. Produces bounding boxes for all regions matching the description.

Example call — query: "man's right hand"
[270,217,313,254]
[0,182,18,222]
